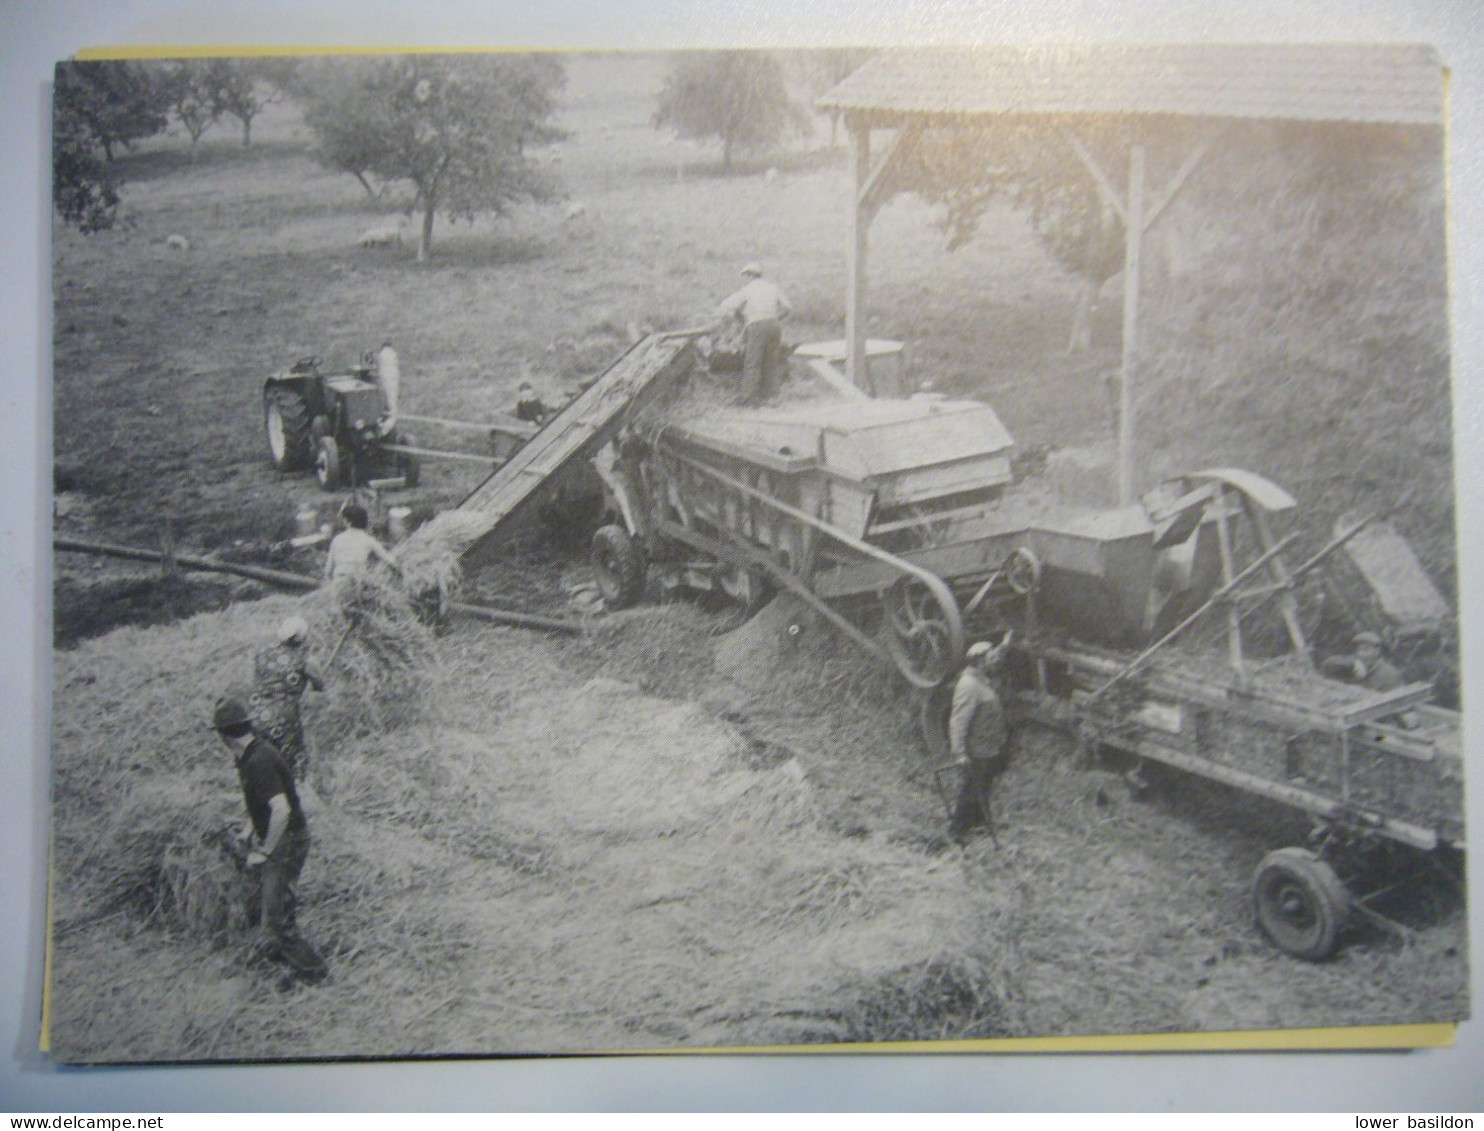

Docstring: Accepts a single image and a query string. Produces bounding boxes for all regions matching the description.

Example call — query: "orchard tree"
[653,52,809,173]
[203,58,289,146]
[167,61,222,158]
[52,60,171,231]
[297,55,566,260]
[53,60,171,163]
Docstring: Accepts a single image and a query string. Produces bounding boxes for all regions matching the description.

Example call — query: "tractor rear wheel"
[592,524,646,609]
[1252,847,1351,961]
[315,436,343,492]
[264,386,312,471]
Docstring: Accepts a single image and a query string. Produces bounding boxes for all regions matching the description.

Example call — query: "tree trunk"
[1067,275,1104,354]
[418,200,435,262]
[353,172,378,199]
[240,115,252,146]
[722,136,733,174]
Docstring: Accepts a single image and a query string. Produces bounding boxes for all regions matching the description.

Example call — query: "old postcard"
[46,46,1466,1063]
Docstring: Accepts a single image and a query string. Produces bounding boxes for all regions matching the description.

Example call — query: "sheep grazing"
[563,202,588,222]
[357,221,405,249]
[165,233,191,251]
[763,167,779,182]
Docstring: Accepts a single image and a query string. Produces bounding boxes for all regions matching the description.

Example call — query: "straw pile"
[50,570,439,944]
[48,574,1469,1061]
[308,571,440,738]
[393,508,491,608]
[49,594,1009,1060]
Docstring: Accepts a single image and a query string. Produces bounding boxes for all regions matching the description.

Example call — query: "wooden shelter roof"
[817,45,1443,127]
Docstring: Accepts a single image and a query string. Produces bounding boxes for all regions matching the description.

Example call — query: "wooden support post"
[1249,504,1312,664]
[846,123,871,394]
[1213,490,1246,675]
[1117,143,1145,506]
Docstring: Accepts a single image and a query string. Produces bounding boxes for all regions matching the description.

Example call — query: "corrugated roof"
[817,45,1442,126]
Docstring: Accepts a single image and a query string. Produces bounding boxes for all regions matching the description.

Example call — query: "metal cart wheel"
[591,524,647,609]
[1252,846,1351,961]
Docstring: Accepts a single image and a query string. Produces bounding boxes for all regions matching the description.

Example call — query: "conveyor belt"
[453,332,700,567]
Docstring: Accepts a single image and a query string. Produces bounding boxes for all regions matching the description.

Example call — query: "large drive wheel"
[592,524,646,609]
[883,575,966,689]
[264,385,312,471]
[1252,847,1351,961]
[314,436,343,492]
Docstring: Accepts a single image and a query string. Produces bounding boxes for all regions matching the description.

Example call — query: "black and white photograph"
[43,44,1468,1064]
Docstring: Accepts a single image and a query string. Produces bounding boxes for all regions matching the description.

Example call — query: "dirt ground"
[46,54,1467,1060]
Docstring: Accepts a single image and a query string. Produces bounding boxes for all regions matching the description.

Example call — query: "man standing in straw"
[325,502,399,584]
[249,615,324,782]
[948,632,1014,842]
[212,696,326,983]
[713,262,793,405]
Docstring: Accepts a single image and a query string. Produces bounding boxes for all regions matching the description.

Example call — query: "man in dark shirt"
[212,697,324,981]
[513,380,550,425]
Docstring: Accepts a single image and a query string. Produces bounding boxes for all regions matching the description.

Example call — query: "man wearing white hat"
[714,261,793,405]
[948,631,1014,840]
[249,613,325,780]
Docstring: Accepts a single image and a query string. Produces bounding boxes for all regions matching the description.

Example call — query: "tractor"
[263,355,419,492]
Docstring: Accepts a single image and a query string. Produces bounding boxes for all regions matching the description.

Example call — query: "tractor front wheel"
[315,437,343,492]
[264,386,312,471]
[592,525,646,609]
[1252,847,1351,961]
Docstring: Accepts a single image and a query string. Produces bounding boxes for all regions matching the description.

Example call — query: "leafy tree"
[905,121,1130,352]
[653,52,809,172]
[167,61,222,157]
[52,60,172,231]
[203,58,287,146]
[297,55,566,260]
[53,60,171,163]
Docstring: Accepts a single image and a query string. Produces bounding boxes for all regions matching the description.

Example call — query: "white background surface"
[2,0,1480,1112]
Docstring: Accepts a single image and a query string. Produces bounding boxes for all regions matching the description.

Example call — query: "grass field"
[48,53,1467,1060]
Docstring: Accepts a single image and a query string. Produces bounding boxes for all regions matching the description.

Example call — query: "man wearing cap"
[249,614,325,780]
[513,379,550,426]
[714,262,793,405]
[212,697,323,980]
[1322,631,1404,692]
[948,632,1014,841]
